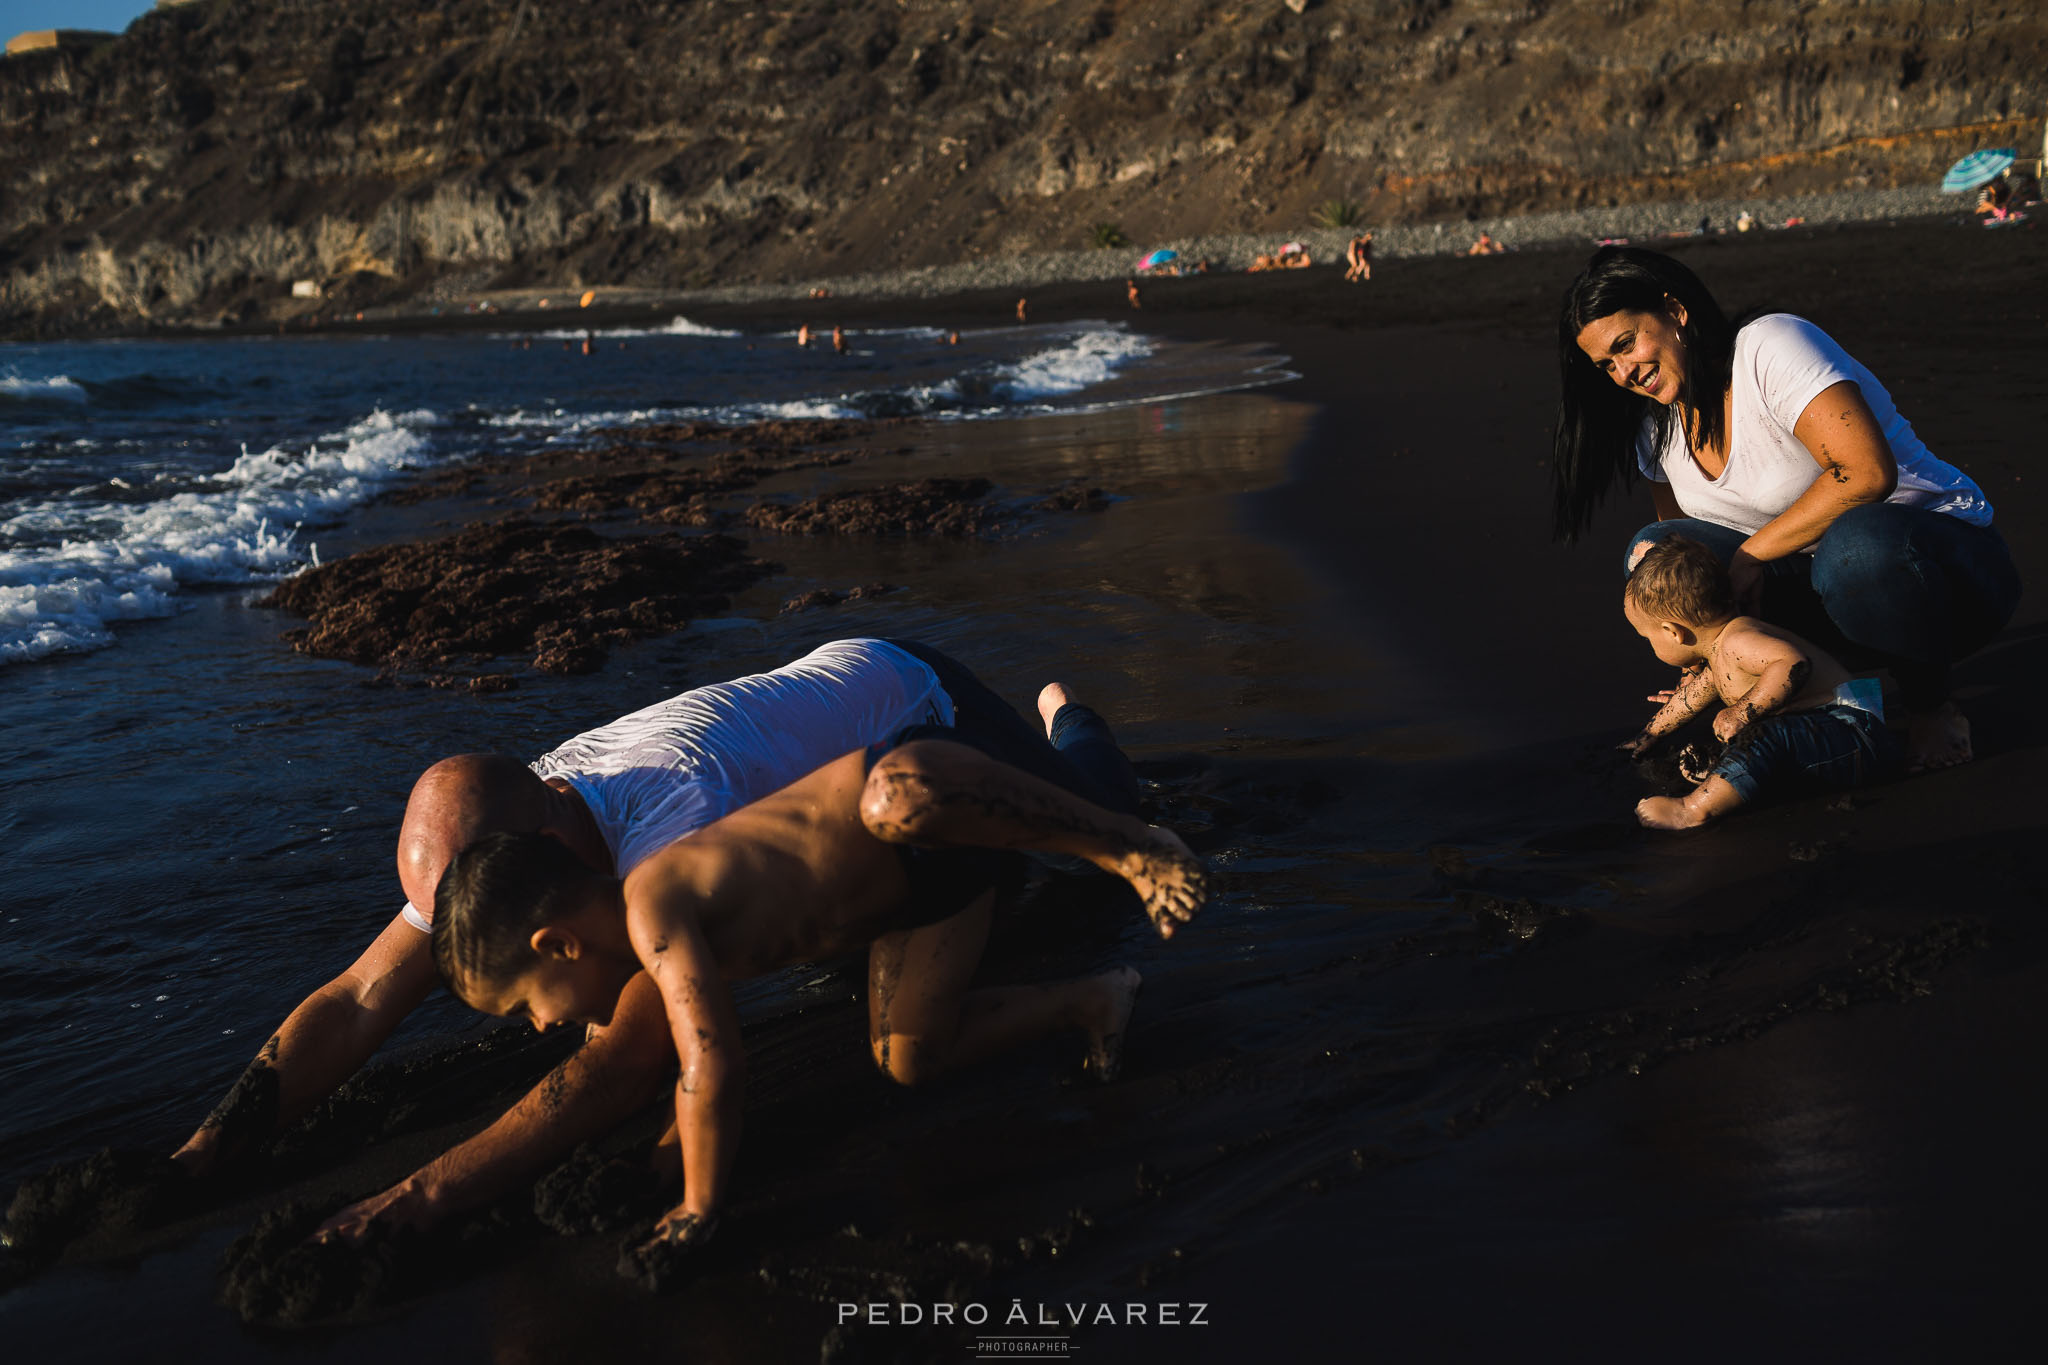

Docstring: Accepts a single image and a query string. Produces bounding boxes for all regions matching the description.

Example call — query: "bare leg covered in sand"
[864,890,1143,1086]
[858,731,1208,938]
[1636,775,1745,830]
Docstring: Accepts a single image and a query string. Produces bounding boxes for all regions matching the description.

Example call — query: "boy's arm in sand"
[173,910,439,1178]
[626,878,746,1247]
[314,971,675,1242]
[1711,621,1814,741]
[1622,663,1719,756]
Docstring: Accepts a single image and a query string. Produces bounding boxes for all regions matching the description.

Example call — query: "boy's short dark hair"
[432,832,605,1000]
[1625,536,1736,626]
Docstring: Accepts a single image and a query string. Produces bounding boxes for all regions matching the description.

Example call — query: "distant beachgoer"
[810,287,831,300]
[1736,211,1756,233]
[1016,298,1029,323]
[431,677,1204,1271]
[1976,178,2013,220]
[797,324,812,348]
[580,334,593,356]
[1620,538,1898,829]
[1126,278,1142,309]
[1248,254,1276,273]
[1344,233,1374,283]
[1468,233,1503,256]
[1554,245,2019,773]
[1696,216,1712,236]
[946,330,960,346]
[831,325,846,354]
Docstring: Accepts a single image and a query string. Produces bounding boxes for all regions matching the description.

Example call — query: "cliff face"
[2,0,2040,332]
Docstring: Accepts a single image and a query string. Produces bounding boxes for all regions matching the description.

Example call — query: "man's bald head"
[397,754,558,914]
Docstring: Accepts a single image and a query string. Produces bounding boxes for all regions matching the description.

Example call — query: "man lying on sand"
[1620,539,1898,829]
[170,639,973,1240]
[429,678,1205,1278]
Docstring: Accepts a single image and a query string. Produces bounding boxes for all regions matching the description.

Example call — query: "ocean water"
[0,317,1297,1186]
[0,319,1176,665]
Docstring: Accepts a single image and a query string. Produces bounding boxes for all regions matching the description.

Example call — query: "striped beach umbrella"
[1136,248,1179,271]
[1942,149,2015,193]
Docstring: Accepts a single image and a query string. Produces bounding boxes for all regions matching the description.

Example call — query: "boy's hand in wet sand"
[617,1208,719,1291]
[312,1177,436,1245]
[1125,826,1207,939]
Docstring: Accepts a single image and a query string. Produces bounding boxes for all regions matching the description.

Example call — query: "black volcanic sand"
[4,218,2044,1362]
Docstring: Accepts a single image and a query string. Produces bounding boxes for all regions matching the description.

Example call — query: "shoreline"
[4,185,2021,345]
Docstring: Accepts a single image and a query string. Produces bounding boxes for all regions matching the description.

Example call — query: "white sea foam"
[993,327,1153,401]
[498,315,742,341]
[0,374,89,404]
[0,408,437,663]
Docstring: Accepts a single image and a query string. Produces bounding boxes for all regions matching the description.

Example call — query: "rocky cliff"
[2,0,2040,334]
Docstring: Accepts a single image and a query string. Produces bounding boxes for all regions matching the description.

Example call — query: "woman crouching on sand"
[1553,246,2020,772]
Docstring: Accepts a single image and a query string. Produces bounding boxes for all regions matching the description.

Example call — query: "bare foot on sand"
[1636,795,1700,830]
[1906,702,1972,773]
[1117,825,1207,938]
[1037,681,1072,736]
[1083,965,1142,1082]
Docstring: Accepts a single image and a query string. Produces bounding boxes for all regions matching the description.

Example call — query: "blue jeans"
[1710,704,1901,804]
[1625,505,2021,711]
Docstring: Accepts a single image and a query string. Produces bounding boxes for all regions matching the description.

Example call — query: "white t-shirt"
[400,638,953,930]
[1636,313,1992,540]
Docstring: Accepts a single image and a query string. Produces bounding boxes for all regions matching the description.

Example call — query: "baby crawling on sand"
[429,682,1206,1283]
[1620,537,1900,829]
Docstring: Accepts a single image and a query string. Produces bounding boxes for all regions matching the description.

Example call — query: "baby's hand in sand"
[617,1208,719,1292]
[1712,707,1748,742]
[312,1178,433,1246]
[1618,730,1656,758]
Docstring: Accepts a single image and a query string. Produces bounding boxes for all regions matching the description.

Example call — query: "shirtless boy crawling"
[429,683,1206,1278]
[1620,537,1900,829]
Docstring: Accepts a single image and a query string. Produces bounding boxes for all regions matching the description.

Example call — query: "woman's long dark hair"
[1551,247,1735,542]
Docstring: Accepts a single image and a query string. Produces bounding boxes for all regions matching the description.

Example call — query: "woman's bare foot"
[1037,682,1072,738]
[1906,702,1972,773]
[1116,825,1207,938]
[1082,966,1142,1082]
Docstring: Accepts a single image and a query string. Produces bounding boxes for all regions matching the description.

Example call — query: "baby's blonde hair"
[1626,536,1735,626]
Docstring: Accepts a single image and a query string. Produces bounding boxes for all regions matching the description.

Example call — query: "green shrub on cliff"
[1312,198,1362,229]
[1090,222,1130,249]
